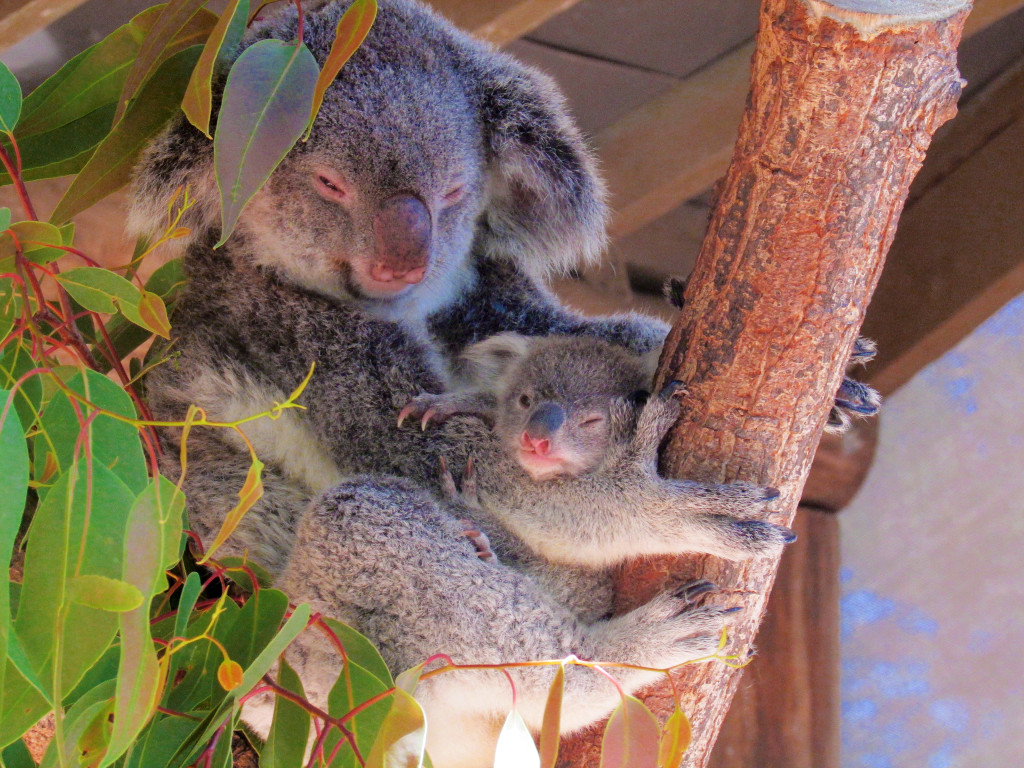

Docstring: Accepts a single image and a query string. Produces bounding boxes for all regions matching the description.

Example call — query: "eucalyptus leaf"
[51,45,204,225]
[0,62,21,133]
[599,696,660,768]
[0,391,27,716]
[494,710,540,768]
[262,659,310,768]
[183,0,250,137]
[364,687,427,768]
[14,461,136,703]
[214,39,318,246]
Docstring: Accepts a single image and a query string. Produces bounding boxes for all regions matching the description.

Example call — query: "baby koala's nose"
[520,432,551,456]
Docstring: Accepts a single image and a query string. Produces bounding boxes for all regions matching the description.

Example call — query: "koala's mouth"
[516,449,579,481]
[341,261,419,300]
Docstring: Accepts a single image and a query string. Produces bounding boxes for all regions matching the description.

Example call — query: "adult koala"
[130,1,853,765]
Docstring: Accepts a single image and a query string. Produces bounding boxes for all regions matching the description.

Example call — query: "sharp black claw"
[674,579,717,602]
[783,529,798,544]
[763,487,781,501]
[661,380,686,399]
[724,606,743,614]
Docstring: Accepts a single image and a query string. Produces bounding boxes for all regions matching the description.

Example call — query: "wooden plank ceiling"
[0,0,1023,392]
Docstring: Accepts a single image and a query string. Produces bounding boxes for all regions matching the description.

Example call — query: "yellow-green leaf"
[0,61,22,133]
[67,575,144,612]
[304,0,377,139]
[0,221,64,269]
[656,707,692,768]
[365,687,427,768]
[182,0,250,137]
[217,659,244,691]
[199,457,264,563]
[137,290,171,339]
[55,266,142,315]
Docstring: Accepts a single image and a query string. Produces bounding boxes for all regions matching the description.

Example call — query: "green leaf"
[102,257,185,363]
[539,666,564,768]
[214,39,318,246]
[599,696,660,768]
[0,207,10,231]
[67,575,144,612]
[1,738,35,768]
[0,659,50,748]
[116,0,213,123]
[304,0,376,139]
[364,687,427,768]
[138,290,172,339]
[324,655,391,768]
[0,341,43,438]
[494,709,540,768]
[0,62,20,133]
[183,0,250,137]
[322,618,393,687]
[1,6,215,187]
[36,368,147,498]
[0,221,65,269]
[262,659,310,768]
[14,461,136,702]
[0,278,17,345]
[55,266,142,315]
[39,680,116,768]
[17,5,214,138]
[0,392,27,720]
[51,45,204,225]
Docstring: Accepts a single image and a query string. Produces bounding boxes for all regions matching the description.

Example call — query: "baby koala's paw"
[710,515,796,559]
[631,381,685,458]
[669,479,780,521]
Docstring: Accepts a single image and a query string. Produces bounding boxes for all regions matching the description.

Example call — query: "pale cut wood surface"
[597,0,1017,243]
[558,0,968,764]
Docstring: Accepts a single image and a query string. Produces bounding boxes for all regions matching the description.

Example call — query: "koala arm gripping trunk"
[428,256,670,359]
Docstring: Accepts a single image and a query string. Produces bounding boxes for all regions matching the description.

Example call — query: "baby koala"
[400,334,795,574]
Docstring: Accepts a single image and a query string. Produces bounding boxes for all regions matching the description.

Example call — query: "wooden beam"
[0,0,89,51]
[427,0,584,45]
[599,0,1024,242]
[864,61,1024,395]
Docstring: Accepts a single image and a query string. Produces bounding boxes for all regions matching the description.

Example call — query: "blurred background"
[3,1,1023,766]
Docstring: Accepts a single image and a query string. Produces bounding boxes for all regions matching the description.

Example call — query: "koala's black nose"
[372,194,432,283]
[525,402,565,440]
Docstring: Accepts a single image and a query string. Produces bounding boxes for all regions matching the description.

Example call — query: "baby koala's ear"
[457,333,535,388]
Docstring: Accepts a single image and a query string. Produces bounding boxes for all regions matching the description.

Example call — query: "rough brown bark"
[558,0,968,765]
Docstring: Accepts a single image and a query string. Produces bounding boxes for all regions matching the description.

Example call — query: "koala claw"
[661,380,687,399]
[673,579,717,606]
[459,519,498,564]
[728,519,796,556]
[723,606,744,615]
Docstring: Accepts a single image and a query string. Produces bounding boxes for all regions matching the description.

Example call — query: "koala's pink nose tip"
[521,432,550,456]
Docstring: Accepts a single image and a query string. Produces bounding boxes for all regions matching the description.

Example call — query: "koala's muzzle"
[371,194,431,285]
[522,402,565,456]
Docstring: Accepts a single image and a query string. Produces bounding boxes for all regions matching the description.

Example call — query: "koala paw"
[713,515,796,558]
[398,392,457,430]
[826,376,881,434]
[672,479,779,521]
[631,585,737,665]
[631,380,685,457]
[459,520,498,564]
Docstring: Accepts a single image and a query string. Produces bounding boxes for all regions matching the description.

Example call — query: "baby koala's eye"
[518,393,532,409]
[580,416,605,428]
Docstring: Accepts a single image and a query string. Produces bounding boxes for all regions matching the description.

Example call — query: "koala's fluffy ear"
[470,52,609,277]
[127,116,221,250]
[457,332,534,389]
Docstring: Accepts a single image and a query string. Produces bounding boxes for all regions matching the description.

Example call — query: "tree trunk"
[558,0,969,765]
